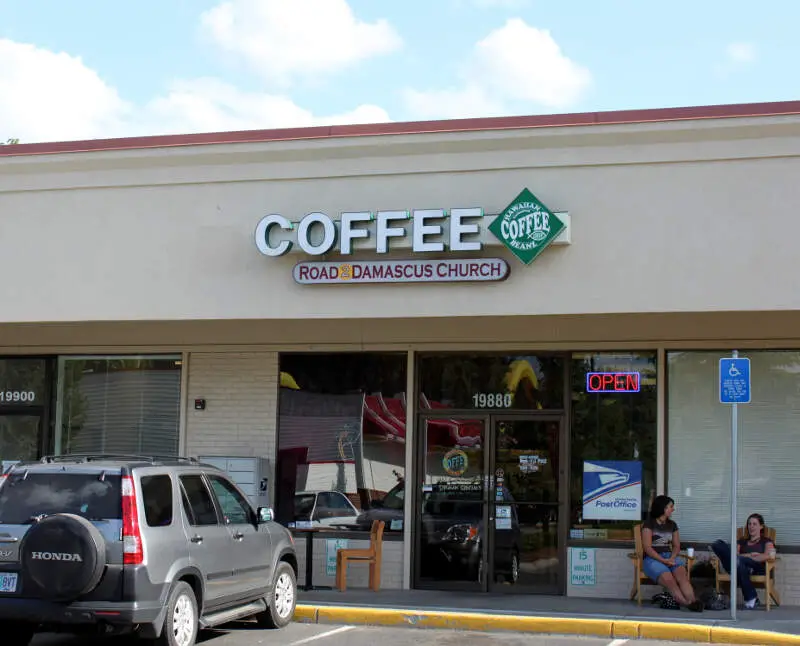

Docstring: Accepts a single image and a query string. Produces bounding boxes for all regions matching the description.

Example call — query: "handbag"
[651,591,680,610]
[701,589,730,611]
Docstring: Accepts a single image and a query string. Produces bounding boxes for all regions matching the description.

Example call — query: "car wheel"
[257,561,297,629]
[2,622,34,646]
[154,581,198,646]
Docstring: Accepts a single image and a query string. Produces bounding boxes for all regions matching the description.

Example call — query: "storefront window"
[570,352,657,542]
[275,353,407,533]
[0,358,48,407]
[668,350,800,545]
[0,358,51,469]
[55,355,182,456]
[418,354,564,411]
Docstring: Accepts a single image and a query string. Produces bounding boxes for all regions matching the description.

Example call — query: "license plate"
[0,573,17,593]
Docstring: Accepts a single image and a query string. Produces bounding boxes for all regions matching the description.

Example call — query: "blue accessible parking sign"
[719,357,751,404]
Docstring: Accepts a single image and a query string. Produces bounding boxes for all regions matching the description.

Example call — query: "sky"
[1,0,799,144]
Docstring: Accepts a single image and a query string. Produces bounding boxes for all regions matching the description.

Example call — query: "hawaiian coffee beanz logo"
[489,188,566,265]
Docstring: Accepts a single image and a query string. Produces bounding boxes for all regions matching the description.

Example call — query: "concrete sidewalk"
[294,589,800,644]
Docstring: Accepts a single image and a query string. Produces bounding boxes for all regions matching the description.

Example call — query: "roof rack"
[39,454,199,465]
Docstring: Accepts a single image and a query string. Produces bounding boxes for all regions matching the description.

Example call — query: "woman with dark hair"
[642,495,703,611]
[711,512,776,609]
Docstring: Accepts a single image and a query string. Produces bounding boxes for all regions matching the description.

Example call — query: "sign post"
[719,351,751,620]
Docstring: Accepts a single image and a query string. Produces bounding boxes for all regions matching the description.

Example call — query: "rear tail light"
[121,476,143,565]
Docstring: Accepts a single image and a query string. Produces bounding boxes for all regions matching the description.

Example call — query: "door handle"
[232,531,244,541]
[0,537,19,543]
[190,535,203,544]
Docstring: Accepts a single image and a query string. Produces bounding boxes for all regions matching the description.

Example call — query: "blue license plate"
[0,573,17,593]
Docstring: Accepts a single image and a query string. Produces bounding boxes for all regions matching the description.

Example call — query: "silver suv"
[0,454,298,646]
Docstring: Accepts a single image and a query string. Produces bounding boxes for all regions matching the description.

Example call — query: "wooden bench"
[335,519,385,591]
[709,525,781,611]
[628,523,695,605]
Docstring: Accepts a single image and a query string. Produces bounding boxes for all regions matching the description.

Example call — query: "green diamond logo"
[488,188,565,265]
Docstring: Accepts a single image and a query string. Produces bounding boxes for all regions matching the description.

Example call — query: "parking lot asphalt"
[31,620,745,646]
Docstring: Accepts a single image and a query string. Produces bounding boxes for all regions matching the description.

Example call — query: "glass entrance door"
[488,417,563,593]
[0,415,42,471]
[414,414,566,593]
[415,415,487,590]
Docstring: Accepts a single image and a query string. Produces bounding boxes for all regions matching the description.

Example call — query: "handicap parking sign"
[719,357,751,404]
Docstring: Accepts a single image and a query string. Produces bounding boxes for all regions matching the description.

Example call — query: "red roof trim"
[3,100,800,158]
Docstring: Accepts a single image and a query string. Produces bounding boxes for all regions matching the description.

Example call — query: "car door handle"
[190,535,203,544]
[0,537,19,543]
[232,531,244,541]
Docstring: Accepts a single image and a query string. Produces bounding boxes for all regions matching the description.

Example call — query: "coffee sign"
[255,208,484,257]
[254,189,568,284]
[488,189,566,265]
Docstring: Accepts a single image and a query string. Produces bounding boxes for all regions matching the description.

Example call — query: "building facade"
[3,101,800,602]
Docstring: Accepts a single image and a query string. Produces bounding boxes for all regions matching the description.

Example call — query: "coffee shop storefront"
[2,100,800,602]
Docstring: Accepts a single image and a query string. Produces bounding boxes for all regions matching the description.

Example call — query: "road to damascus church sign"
[253,189,569,285]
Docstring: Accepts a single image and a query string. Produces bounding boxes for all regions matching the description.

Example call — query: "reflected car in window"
[292,490,359,527]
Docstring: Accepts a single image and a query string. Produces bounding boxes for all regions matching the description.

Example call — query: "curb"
[293,604,800,644]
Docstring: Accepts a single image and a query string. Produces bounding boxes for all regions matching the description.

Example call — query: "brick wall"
[184,352,278,461]
[297,536,404,590]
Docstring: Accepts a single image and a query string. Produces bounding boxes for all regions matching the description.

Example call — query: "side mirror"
[257,507,274,524]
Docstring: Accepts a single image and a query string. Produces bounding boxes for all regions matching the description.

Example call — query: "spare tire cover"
[21,513,107,601]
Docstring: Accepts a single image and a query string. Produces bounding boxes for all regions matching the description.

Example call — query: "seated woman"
[711,512,776,609]
[642,495,703,612]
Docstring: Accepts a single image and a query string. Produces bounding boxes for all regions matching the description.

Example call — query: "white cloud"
[0,40,390,144]
[726,42,756,64]
[200,0,402,85]
[403,19,591,120]
[0,39,130,143]
[402,85,505,120]
[144,78,390,135]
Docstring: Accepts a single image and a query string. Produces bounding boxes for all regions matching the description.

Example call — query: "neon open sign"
[586,372,641,393]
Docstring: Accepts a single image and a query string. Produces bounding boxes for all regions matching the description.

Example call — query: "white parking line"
[607,640,628,646]
[289,625,356,645]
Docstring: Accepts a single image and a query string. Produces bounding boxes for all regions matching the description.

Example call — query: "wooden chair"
[335,520,385,591]
[709,526,781,611]
[628,523,695,605]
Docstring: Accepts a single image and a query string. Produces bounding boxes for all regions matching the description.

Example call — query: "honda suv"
[0,454,298,646]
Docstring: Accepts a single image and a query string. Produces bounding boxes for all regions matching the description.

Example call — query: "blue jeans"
[642,552,687,582]
[711,539,765,603]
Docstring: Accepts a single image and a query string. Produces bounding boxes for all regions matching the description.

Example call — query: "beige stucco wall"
[2,115,800,324]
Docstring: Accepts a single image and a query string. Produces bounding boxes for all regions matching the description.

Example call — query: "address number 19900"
[0,391,35,403]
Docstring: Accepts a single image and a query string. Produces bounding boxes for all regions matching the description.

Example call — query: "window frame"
[566,350,659,548]
[665,348,800,551]
[140,473,175,528]
[53,353,182,457]
[415,351,569,414]
[179,473,222,527]
[206,473,255,526]
[276,351,409,534]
